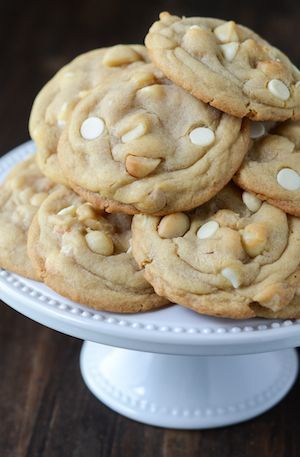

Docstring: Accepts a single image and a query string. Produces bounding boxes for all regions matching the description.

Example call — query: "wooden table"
[1,1,300,455]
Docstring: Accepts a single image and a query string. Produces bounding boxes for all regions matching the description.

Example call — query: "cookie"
[29,45,150,184]
[57,68,249,215]
[131,184,300,319]
[145,12,300,120]
[252,292,300,319]
[27,186,168,312]
[0,156,54,280]
[235,120,300,216]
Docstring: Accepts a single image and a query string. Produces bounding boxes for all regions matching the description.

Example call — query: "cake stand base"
[80,342,298,429]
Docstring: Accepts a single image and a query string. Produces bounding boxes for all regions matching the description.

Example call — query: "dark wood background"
[1,0,300,456]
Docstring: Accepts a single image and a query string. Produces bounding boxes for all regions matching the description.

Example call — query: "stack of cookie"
[1,12,300,319]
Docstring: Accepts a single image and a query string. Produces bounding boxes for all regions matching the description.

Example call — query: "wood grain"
[1,0,300,455]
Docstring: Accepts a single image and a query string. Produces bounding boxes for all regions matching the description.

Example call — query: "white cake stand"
[1,142,300,429]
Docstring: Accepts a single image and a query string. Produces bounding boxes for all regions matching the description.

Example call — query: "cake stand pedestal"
[0,142,299,429]
[80,342,297,429]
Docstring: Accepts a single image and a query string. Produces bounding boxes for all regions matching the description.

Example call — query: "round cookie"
[27,186,168,312]
[29,45,150,184]
[235,120,300,216]
[131,184,300,319]
[145,12,300,120]
[0,156,54,280]
[57,69,249,215]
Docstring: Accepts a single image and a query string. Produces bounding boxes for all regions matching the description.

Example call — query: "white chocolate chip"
[138,85,163,97]
[241,223,268,257]
[57,99,78,126]
[158,213,190,239]
[189,127,215,147]
[103,45,142,67]
[57,205,77,216]
[30,192,48,207]
[190,25,201,30]
[214,21,239,43]
[242,192,262,212]
[197,221,219,239]
[221,267,241,289]
[80,117,105,140]
[249,122,265,139]
[121,123,147,143]
[125,155,161,178]
[219,42,239,62]
[85,231,114,256]
[76,203,96,221]
[267,79,290,101]
[277,168,300,190]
